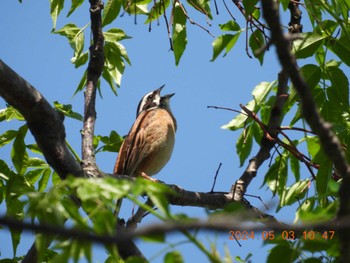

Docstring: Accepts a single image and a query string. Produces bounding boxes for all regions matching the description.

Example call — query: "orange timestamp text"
[228,230,336,241]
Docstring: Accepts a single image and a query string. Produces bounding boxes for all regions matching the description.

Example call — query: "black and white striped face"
[136,85,174,117]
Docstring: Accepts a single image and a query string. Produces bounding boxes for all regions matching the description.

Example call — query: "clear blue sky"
[1,1,298,262]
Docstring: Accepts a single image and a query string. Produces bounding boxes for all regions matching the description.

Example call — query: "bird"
[113,84,177,182]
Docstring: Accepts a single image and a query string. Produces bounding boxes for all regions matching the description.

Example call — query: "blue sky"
[0,1,300,262]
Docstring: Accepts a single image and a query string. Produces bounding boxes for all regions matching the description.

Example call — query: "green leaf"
[211,33,240,61]
[242,0,258,16]
[326,66,349,110]
[67,0,84,17]
[145,0,171,23]
[172,2,187,65]
[0,130,17,147]
[186,0,212,19]
[219,20,240,32]
[104,28,131,43]
[0,106,24,122]
[304,0,322,26]
[72,51,88,68]
[164,251,184,263]
[54,101,83,121]
[102,0,122,27]
[54,23,85,60]
[315,154,332,197]
[252,81,275,105]
[96,131,123,153]
[50,0,64,29]
[222,81,275,130]
[11,125,28,175]
[279,0,290,10]
[299,64,321,89]
[236,125,253,167]
[38,168,51,192]
[292,32,326,58]
[280,179,309,207]
[74,70,87,95]
[267,244,298,263]
[102,0,121,27]
[289,154,300,181]
[249,29,265,65]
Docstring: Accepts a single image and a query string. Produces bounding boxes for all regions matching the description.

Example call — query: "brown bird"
[113,85,177,182]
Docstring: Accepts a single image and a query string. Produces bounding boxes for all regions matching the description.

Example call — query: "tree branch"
[0,214,343,246]
[81,0,105,178]
[261,0,350,261]
[0,60,83,180]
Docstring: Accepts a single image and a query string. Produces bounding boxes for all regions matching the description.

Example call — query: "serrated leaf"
[11,125,28,175]
[292,32,326,58]
[211,33,240,61]
[0,130,17,147]
[249,29,265,65]
[172,3,187,65]
[102,0,122,27]
[67,0,84,17]
[50,0,64,29]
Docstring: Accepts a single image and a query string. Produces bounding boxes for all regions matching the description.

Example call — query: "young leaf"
[104,28,131,43]
[67,0,84,17]
[11,125,28,175]
[236,125,253,167]
[54,101,83,121]
[172,2,187,65]
[280,179,309,207]
[219,20,240,32]
[102,0,122,27]
[249,29,265,65]
[50,0,64,29]
[0,130,17,147]
[211,33,240,61]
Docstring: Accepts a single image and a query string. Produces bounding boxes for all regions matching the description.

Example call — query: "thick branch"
[261,0,350,261]
[0,60,83,179]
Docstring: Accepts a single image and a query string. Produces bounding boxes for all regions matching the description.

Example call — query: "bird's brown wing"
[113,111,150,176]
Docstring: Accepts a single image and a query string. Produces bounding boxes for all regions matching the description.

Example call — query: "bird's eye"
[148,94,154,101]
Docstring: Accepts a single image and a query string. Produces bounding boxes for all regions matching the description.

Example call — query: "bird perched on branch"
[113,84,177,182]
